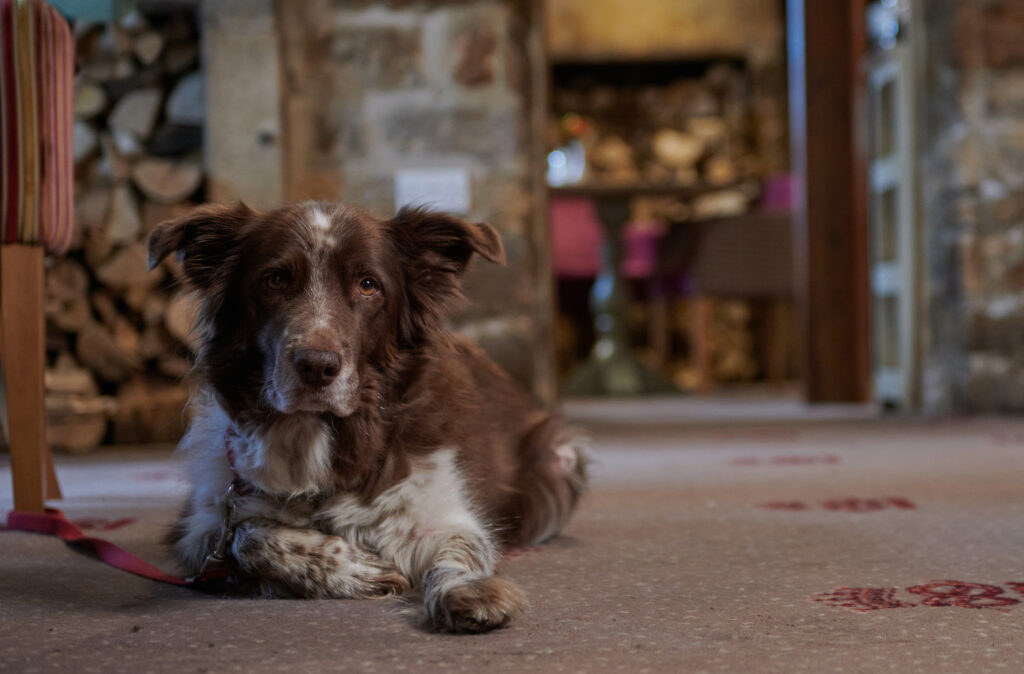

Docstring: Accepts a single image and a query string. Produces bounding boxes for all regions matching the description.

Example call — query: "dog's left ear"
[388,207,506,344]
[389,206,506,273]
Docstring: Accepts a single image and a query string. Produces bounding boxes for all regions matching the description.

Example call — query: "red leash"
[5,508,228,589]
[8,428,251,589]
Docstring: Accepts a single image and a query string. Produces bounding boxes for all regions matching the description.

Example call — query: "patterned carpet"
[2,399,1023,673]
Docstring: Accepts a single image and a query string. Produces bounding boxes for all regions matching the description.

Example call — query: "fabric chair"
[1,0,75,512]
[685,212,794,390]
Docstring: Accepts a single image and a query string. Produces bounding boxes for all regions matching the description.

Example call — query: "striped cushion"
[0,0,74,253]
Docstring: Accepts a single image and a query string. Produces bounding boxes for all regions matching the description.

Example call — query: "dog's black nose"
[293,348,342,388]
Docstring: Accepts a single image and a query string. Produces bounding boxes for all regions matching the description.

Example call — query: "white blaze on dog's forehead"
[309,206,331,230]
[306,206,338,248]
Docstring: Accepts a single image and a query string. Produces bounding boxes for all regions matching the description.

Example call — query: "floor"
[2,396,1024,673]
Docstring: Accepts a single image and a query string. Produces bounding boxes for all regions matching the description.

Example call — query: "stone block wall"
[921,1,1024,412]
[204,0,554,402]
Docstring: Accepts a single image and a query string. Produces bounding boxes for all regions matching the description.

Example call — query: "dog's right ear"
[147,202,255,286]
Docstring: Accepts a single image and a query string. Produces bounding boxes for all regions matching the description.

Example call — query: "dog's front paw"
[232,521,411,599]
[428,576,526,633]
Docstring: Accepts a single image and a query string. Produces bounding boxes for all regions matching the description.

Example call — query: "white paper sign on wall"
[394,168,471,215]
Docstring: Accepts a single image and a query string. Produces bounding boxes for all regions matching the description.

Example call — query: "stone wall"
[921,1,1024,412]
[204,0,554,403]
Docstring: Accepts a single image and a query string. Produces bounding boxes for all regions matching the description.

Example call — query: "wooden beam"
[274,0,343,202]
[201,0,285,207]
[787,0,871,402]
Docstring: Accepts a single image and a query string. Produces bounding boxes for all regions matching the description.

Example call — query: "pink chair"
[550,197,664,280]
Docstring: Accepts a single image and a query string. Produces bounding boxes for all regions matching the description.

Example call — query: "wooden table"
[551,182,733,396]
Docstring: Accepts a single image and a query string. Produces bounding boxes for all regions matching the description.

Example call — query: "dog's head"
[147,201,504,419]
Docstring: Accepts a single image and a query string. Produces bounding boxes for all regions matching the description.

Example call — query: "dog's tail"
[507,416,590,546]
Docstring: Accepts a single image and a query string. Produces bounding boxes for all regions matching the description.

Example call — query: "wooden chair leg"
[766,299,789,388]
[690,295,714,392]
[2,245,50,512]
[650,293,670,369]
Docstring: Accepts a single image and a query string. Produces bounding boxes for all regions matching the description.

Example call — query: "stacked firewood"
[43,10,203,452]
[550,61,766,385]
[550,63,759,219]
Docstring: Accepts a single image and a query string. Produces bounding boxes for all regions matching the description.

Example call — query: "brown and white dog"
[147,201,586,633]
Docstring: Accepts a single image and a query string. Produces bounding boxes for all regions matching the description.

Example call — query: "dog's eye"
[358,278,379,297]
[264,270,291,291]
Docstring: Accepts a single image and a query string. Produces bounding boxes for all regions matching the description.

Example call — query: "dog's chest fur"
[180,393,487,579]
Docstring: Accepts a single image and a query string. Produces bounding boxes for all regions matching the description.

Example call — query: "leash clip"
[187,482,239,583]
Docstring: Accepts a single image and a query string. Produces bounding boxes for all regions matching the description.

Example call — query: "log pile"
[550,60,769,386]
[550,62,759,220]
[43,9,204,452]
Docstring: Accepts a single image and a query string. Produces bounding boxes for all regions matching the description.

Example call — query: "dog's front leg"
[231,518,410,599]
[420,530,526,633]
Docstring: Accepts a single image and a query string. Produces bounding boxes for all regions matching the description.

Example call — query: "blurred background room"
[5,0,1024,670]
[24,0,1015,450]
[23,0,1006,452]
